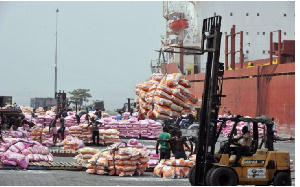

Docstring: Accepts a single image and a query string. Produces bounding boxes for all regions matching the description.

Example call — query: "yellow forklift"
[197,116,291,186]
[164,15,291,185]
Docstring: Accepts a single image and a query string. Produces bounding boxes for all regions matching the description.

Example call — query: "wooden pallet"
[43,162,83,171]
[50,149,79,157]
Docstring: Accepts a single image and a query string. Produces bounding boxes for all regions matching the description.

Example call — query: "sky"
[0,1,165,111]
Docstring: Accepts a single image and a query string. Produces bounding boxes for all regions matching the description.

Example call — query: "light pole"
[54,8,59,97]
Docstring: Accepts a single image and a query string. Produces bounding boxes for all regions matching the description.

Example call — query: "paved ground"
[0,138,295,186]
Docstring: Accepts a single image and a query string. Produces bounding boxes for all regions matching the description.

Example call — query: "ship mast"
[54,8,59,97]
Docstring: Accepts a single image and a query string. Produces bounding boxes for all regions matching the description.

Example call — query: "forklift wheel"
[273,172,291,186]
[208,167,238,186]
[188,165,196,186]
[205,168,215,186]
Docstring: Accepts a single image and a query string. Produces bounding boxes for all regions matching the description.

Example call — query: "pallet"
[50,149,79,157]
[0,161,82,171]
[43,162,83,171]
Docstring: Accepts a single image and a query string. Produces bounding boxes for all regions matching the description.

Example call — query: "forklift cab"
[203,116,291,186]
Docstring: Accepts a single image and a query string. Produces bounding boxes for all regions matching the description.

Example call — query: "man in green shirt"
[156,126,171,160]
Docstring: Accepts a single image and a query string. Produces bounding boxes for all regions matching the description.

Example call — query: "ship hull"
[163,62,295,135]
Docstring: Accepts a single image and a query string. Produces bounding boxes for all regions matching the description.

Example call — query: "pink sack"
[21,149,32,156]
[14,142,26,152]
[3,160,17,166]
[27,154,34,161]
[9,145,21,153]
[19,156,29,168]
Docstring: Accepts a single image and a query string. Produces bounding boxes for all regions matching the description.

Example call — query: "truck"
[30,97,57,109]
[0,96,12,107]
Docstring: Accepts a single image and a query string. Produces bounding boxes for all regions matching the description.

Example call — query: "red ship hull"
[162,62,295,135]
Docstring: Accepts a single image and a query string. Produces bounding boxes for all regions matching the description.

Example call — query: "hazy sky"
[0,1,165,110]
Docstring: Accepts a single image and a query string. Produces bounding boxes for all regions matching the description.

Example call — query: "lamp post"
[54,8,59,97]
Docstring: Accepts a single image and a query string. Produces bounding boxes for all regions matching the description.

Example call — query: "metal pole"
[240,31,244,69]
[270,32,273,65]
[225,35,228,70]
[278,30,282,64]
[230,25,235,70]
[54,8,59,97]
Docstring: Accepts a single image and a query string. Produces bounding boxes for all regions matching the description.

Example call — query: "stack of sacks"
[135,73,198,120]
[153,158,195,179]
[30,124,44,142]
[63,136,85,151]
[0,139,54,169]
[86,146,150,176]
[20,106,33,115]
[9,128,30,139]
[74,147,100,167]
[127,118,140,138]
[122,112,131,120]
[43,115,53,127]
[216,115,271,138]
[140,120,151,138]
[148,150,160,167]
[68,126,82,137]
[35,107,45,115]
[290,160,294,172]
[64,116,76,127]
[118,121,127,138]
[99,129,120,145]
[78,123,93,144]
[147,121,162,139]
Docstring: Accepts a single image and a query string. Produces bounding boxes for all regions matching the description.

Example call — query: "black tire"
[273,172,291,186]
[205,168,215,186]
[188,165,196,186]
[208,167,238,186]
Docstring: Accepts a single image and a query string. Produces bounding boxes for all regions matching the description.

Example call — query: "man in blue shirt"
[116,111,122,121]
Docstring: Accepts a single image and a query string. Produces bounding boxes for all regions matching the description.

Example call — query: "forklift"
[164,16,291,185]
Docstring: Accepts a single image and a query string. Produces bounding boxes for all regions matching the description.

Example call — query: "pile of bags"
[97,117,163,139]
[9,128,30,139]
[148,149,160,168]
[78,123,93,144]
[99,129,121,145]
[68,126,82,137]
[74,147,100,167]
[216,115,276,138]
[63,136,85,151]
[0,138,54,169]
[135,73,198,120]
[153,158,195,179]
[30,124,44,142]
[64,115,77,127]
[86,146,150,177]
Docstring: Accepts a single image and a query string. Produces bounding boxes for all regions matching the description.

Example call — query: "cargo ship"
[153,1,295,135]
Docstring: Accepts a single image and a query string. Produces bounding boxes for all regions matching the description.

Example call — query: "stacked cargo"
[0,138,54,169]
[74,147,100,167]
[153,158,195,179]
[86,146,150,176]
[63,136,84,151]
[135,73,198,120]
[99,129,120,145]
[78,123,93,144]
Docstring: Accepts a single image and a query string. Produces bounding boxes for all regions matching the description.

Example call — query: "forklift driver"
[233,126,252,166]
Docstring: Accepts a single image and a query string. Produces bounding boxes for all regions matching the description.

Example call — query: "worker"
[233,126,252,166]
[188,135,198,154]
[84,109,90,124]
[75,114,80,125]
[49,116,59,146]
[116,111,122,121]
[156,126,171,161]
[95,108,102,120]
[88,117,100,146]
[172,130,191,159]
[271,117,277,142]
[61,109,68,118]
[58,117,65,140]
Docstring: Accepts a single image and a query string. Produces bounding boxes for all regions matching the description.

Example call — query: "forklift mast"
[195,16,224,186]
